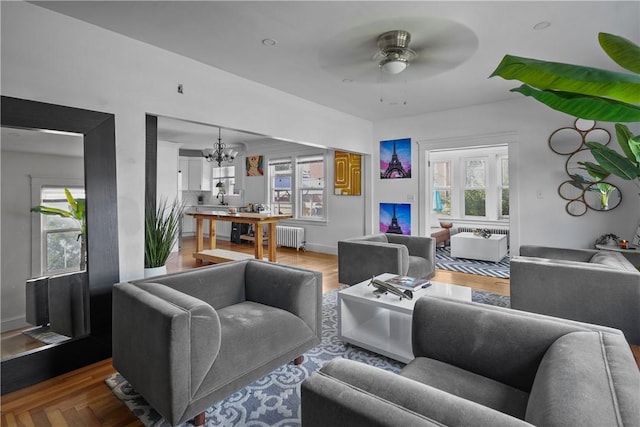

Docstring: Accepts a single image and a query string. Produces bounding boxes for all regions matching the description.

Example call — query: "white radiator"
[456,226,509,237]
[276,226,305,251]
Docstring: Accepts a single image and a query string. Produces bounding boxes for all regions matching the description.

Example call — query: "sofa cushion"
[589,251,637,272]
[194,301,314,399]
[401,357,529,419]
[525,331,640,427]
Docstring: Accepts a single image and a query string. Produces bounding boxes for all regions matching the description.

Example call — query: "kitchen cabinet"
[179,157,212,191]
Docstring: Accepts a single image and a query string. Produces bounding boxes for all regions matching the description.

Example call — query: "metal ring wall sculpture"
[550,119,620,216]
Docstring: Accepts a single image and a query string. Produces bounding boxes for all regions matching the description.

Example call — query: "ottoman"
[450,232,507,262]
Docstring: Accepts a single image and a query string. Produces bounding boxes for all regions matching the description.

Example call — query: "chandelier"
[202,128,237,167]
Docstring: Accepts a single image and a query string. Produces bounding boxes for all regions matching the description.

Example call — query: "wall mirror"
[1,96,119,394]
[550,119,618,216]
[1,127,86,362]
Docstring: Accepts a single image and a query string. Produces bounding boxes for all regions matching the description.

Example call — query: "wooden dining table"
[186,210,293,263]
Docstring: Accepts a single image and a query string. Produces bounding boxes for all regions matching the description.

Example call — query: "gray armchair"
[338,233,436,285]
[302,297,640,426]
[510,245,640,344]
[112,259,322,426]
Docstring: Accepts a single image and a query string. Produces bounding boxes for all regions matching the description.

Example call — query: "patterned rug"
[106,289,509,426]
[436,246,510,279]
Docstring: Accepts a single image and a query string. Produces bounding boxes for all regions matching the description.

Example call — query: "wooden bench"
[197,249,264,264]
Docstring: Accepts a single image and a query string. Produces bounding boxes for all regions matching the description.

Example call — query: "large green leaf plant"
[490,33,640,192]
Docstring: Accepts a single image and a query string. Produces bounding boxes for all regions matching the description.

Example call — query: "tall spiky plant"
[144,198,185,268]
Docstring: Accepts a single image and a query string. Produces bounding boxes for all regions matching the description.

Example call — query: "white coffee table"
[450,232,508,262]
[338,273,472,363]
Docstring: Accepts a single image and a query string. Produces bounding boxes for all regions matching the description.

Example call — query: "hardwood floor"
[1,239,636,425]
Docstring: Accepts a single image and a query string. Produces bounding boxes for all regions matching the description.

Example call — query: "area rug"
[22,325,71,345]
[106,289,509,426]
[436,246,510,279]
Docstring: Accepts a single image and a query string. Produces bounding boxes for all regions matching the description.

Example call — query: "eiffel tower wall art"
[380,138,411,179]
[379,203,411,235]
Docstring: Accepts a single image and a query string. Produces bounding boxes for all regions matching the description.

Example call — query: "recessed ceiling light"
[262,38,277,46]
[533,21,551,30]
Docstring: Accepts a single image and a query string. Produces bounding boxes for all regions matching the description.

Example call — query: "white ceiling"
[29,1,640,149]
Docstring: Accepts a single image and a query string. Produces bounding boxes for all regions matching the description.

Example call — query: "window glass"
[464,159,486,217]
[432,160,451,216]
[298,156,324,219]
[500,156,509,217]
[40,186,85,274]
[212,165,235,195]
[269,159,292,215]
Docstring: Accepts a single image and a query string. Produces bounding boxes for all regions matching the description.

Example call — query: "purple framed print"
[380,138,411,179]
[379,203,411,235]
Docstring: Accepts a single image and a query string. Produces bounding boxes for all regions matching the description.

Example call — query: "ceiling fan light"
[380,59,407,74]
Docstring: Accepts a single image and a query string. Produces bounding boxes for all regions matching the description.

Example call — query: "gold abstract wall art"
[334,151,361,196]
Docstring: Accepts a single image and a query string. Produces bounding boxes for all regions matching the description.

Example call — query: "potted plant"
[31,188,87,271]
[144,198,185,277]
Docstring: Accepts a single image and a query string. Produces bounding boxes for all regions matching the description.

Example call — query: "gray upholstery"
[25,271,89,338]
[511,245,640,344]
[112,259,322,426]
[338,233,436,285]
[302,297,640,427]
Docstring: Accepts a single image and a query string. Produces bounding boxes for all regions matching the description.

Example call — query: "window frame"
[267,153,327,222]
[31,177,84,276]
[429,146,508,222]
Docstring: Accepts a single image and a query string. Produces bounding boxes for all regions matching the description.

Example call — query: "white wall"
[1,150,83,331]
[1,2,372,280]
[372,98,639,251]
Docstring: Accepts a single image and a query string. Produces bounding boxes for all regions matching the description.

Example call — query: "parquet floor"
[2,238,637,426]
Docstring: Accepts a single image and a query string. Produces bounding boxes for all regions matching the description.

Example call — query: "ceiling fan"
[318,18,479,83]
[373,30,417,75]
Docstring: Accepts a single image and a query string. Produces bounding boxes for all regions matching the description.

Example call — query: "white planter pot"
[144,265,167,278]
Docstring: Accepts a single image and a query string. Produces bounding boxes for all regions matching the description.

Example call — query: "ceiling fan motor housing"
[376,30,416,73]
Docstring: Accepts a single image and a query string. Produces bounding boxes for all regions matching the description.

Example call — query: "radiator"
[456,226,509,237]
[276,226,305,251]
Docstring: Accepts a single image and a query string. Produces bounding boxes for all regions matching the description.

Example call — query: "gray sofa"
[338,233,436,285]
[302,297,640,426]
[112,259,322,426]
[511,245,640,344]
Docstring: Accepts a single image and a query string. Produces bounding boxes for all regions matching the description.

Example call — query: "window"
[463,158,486,217]
[432,160,452,216]
[500,155,509,217]
[213,165,236,195]
[430,146,507,221]
[298,155,325,219]
[39,186,85,274]
[268,154,326,220]
[269,158,292,216]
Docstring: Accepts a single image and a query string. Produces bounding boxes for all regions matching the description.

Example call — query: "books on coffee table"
[383,275,431,290]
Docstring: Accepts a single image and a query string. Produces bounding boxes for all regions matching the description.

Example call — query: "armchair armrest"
[338,240,409,285]
[302,358,532,427]
[411,296,622,392]
[244,260,322,339]
[112,282,221,425]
